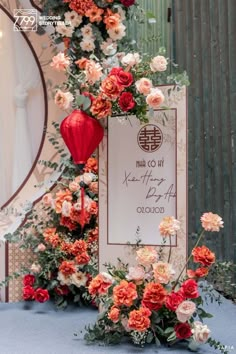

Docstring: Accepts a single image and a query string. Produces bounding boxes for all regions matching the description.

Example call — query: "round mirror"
[0,7,45,208]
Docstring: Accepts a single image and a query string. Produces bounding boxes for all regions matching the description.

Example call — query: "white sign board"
[99,86,187,273]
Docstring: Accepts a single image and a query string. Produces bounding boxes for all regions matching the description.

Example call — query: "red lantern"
[60,109,104,165]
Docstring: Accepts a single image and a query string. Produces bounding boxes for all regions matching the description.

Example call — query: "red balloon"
[60,109,104,164]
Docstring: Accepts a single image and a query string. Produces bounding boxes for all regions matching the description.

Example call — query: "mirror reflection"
[0,9,45,207]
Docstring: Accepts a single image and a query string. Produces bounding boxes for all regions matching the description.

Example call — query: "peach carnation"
[200,212,224,232]
[75,57,90,70]
[54,90,73,110]
[50,52,70,71]
[152,261,174,284]
[103,9,121,30]
[159,216,181,237]
[113,280,137,306]
[136,246,158,267]
[55,189,72,213]
[85,60,103,84]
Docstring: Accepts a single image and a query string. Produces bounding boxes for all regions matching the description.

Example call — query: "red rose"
[23,285,35,301]
[180,279,199,299]
[120,0,135,7]
[54,285,70,296]
[165,291,184,311]
[34,288,50,303]
[110,68,133,87]
[118,92,136,112]
[174,323,192,339]
[23,274,35,287]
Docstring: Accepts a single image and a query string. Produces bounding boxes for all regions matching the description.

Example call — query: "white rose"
[150,55,168,72]
[71,271,87,288]
[61,200,72,217]
[121,52,141,67]
[192,321,211,344]
[57,271,72,286]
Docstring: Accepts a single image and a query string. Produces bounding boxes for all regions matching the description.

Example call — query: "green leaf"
[146,332,154,344]
[76,95,85,106]
[167,332,177,342]
[82,96,91,111]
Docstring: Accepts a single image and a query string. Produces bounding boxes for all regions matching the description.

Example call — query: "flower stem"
[172,229,205,290]
[167,235,172,263]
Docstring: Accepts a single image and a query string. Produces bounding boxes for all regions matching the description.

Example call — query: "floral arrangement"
[43,0,138,60]
[6,153,99,309]
[84,213,227,353]
[51,50,171,123]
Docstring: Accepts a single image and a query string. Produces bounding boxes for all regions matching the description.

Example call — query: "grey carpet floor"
[0,296,235,354]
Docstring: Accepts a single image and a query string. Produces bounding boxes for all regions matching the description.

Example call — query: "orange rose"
[88,273,113,296]
[55,189,72,213]
[59,261,76,276]
[192,246,215,266]
[75,252,90,265]
[101,75,123,99]
[128,307,151,332]
[71,239,87,256]
[103,9,121,29]
[90,95,112,119]
[86,5,104,23]
[113,280,137,307]
[142,282,167,311]
[108,306,120,323]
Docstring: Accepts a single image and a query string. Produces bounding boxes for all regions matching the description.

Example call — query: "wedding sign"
[101,85,187,272]
[108,110,176,246]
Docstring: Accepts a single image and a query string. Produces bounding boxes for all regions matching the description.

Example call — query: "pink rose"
[69,181,80,192]
[89,182,98,194]
[150,55,168,72]
[30,263,42,273]
[37,243,46,252]
[42,193,53,207]
[136,246,158,267]
[176,300,196,323]
[50,52,70,71]
[146,88,165,109]
[135,78,152,95]
[126,266,145,284]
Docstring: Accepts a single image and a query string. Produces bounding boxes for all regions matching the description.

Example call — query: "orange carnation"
[60,216,77,231]
[142,282,167,311]
[55,189,72,213]
[59,261,76,276]
[64,0,95,15]
[192,246,215,266]
[87,227,99,243]
[70,207,90,225]
[128,307,151,332]
[43,228,60,247]
[108,306,120,323]
[86,5,104,23]
[195,267,209,278]
[101,75,123,99]
[88,201,98,215]
[60,242,74,254]
[90,95,112,119]
[113,280,137,307]
[71,239,87,256]
[84,157,98,173]
[75,252,90,265]
[88,273,113,296]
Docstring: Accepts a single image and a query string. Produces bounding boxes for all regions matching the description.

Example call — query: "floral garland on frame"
[6,152,99,309]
